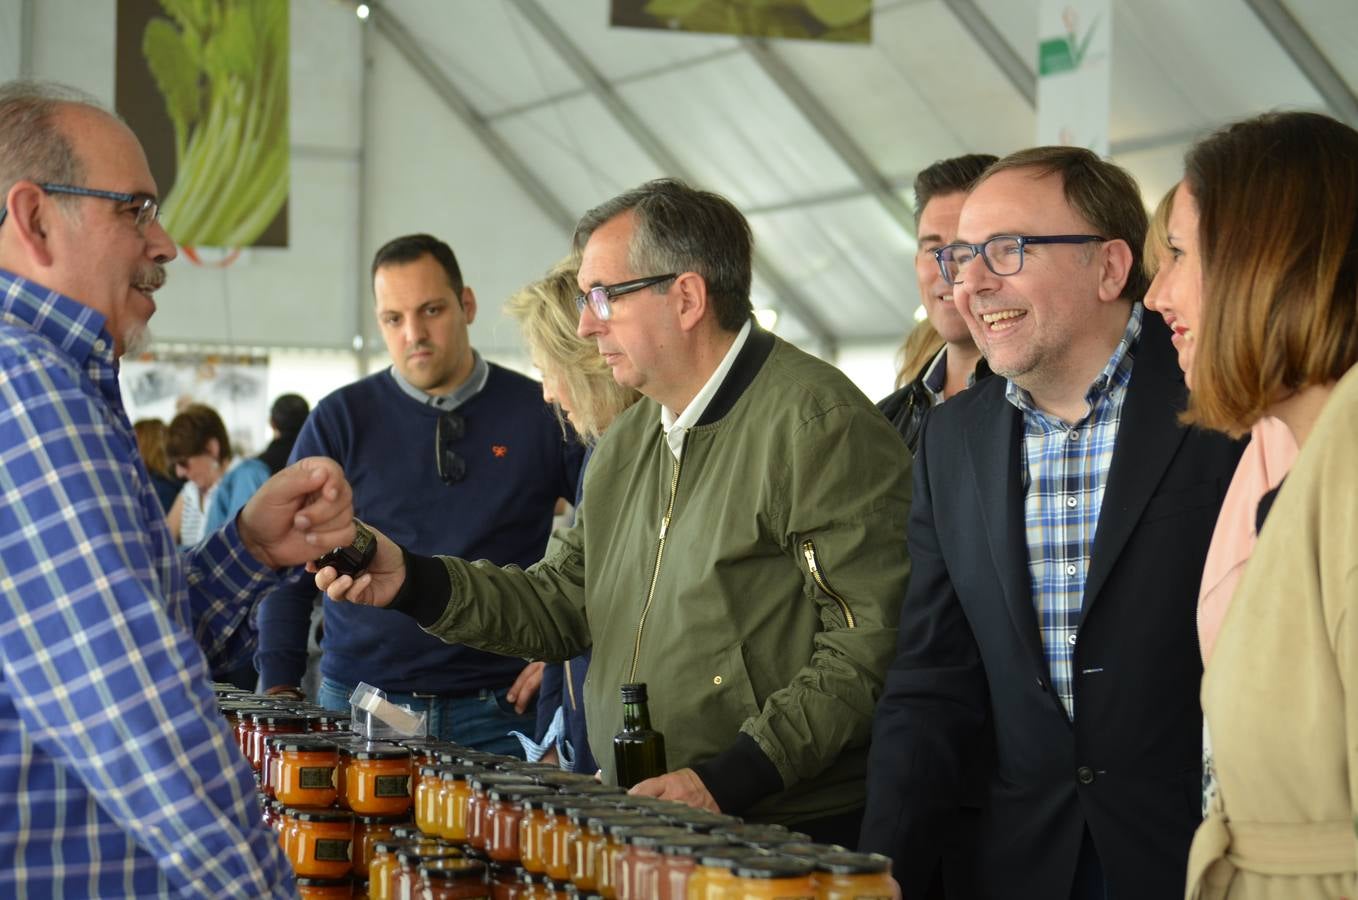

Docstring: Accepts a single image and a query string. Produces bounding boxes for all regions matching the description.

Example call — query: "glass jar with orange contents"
[346,743,414,816]
[488,863,523,900]
[415,765,446,834]
[527,771,598,791]
[561,806,625,891]
[583,814,650,899]
[616,826,685,900]
[811,852,893,900]
[731,857,816,900]
[655,834,732,900]
[418,858,489,899]
[435,765,479,843]
[232,706,274,760]
[541,797,616,883]
[289,809,356,880]
[297,875,354,899]
[517,795,554,875]
[686,848,771,900]
[249,713,308,774]
[486,786,552,864]
[277,736,341,809]
[467,775,533,852]
[355,815,410,879]
[393,846,464,900]
[368,839,404,900]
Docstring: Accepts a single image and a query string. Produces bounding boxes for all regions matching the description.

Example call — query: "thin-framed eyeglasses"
[435,410,467,485]
[0,182,161,230]
[933,234,1107,286]
[574,273,676,322]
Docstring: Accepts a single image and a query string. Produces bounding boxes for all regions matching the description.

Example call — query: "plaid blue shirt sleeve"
[0,289,296,896]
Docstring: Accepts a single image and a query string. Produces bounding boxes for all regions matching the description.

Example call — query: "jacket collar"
[695,321,775,427]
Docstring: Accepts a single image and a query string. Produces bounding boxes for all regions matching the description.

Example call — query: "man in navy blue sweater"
[256,234,584,753]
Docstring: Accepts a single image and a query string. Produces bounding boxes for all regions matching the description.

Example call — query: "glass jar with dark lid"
[487,786,554,863]
[663,810,741,833]
[519,794,564,875]
[287,808,355,880]
[654,833,734,900]
[435,764,481,843]
[392,845,465,900]
[275,734,340,808]
[355,814,411,879]
[527,770,597,790]
[710,823,810,849]
[581,813,653,898]
[687,848,774,900]
[616,827,687,900]
[813,851,894,900]
[368,838,404,899]
[467,775,535,851]
[346,742,413,816]
[415,764,447,835]
[732,856,817,898]
[560,782,625,798]
[419,857,489,900]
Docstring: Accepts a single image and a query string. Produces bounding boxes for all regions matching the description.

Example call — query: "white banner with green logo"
[1036,0,1111,155]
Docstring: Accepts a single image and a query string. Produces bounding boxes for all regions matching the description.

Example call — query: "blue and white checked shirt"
[1006,304,1143,720]
[0,270,296,898]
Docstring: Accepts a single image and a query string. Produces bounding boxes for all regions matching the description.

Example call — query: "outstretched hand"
[238,457,355,569]
[314,524,406,608]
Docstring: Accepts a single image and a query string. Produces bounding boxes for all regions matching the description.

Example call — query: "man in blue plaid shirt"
[0,82,357,897]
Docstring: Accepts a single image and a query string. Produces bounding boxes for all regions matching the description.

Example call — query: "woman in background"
[132,417,183,514]
[166,403,270,541]
[1170,111,1358,899]
[505,257,641,774]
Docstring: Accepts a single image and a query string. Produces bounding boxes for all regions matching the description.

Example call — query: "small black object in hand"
[315,519,377,578]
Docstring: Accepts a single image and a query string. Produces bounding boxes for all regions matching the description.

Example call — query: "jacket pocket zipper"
[802,540,856,629]
[564,658,577,711]
[630,452,683,682]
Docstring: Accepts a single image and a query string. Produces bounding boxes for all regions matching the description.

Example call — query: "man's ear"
[672,273,708,332]
[1098,238,1135,303]
[459,285,478,326]
[2,182,56,267]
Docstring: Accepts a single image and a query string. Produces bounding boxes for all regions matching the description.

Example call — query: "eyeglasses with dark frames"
[436,411,467,485]
[0,182,161,230]
[574,273,677,322]
[933,234,1107,286]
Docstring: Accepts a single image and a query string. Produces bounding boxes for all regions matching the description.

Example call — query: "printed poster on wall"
[611,0,871,43]
[121,353,272,457]
[115,0,290,249]
[1036,0,1111,155]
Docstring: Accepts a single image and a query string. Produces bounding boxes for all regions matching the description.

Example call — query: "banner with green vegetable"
[116,0,289,250]
[611,0,871,43]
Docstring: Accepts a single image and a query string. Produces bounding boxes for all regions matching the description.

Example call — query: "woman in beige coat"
[1166,111,1358,899]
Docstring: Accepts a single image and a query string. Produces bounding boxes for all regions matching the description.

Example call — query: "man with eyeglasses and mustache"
[255,233,584,755]
[0,80,357,896]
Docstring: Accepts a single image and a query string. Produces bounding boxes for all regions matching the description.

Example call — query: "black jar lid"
[814,851,892,875]
[658,833,735,856]
[419,858,487,881]
[276,735,338,753]
[562,782,626,797]
[696,847,773,868]
[528,770,599,789]
[391,825,424,841]
[602,817,669,838]
[733,856,817,879]
[544,795,618,817]
[622,826,689,848]
[439,764,481,781]
[370,839,404,856]
[396,845,464,866]
[293,808,354,823]
[565,802,629,825]
[248,712,308,729]
[468,772,534,790]
[349,741,412,760]
[585,812,652,832]
[418,764,442,777]
[488,785,554,804]
[666,811,743,833]
[357,813,411,826]
[295,876,353,886]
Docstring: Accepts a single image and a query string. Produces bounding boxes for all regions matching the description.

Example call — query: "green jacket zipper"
[629,451,684,682]
[802,540,856,629]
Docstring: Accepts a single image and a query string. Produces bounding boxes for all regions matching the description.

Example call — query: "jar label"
[300,766,336,789]
[313,838,352,862]
[375,774,411,797]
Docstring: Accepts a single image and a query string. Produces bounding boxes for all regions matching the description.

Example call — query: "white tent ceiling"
[2,0,1356,367]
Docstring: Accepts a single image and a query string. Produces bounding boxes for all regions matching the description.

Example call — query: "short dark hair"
[1185,111,1358,436]
[912,153,999,227]
[166,403,233,464]
[269,393,310,437]
[370,233,464,295]
[982,147,1150,303]
[573,178,753,333]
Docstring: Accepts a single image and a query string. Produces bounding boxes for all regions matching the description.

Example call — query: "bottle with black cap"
[612,682,667,788]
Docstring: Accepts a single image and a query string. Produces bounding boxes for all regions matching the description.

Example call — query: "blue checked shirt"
[0,270,296,898]
[1006,304,1143,720]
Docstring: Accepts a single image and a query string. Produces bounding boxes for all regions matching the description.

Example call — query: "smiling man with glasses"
[0,80,359,897]
[255,232,585,758]
[861,146,1245,900]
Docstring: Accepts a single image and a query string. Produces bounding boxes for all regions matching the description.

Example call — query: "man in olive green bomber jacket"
[317,178,911,844]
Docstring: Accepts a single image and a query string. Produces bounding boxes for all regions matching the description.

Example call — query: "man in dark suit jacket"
[859,148,1244,900]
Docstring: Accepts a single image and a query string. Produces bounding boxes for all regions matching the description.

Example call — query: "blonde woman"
[505,258,640,773]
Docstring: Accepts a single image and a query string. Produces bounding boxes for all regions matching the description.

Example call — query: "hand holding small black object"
[315,518,378,578]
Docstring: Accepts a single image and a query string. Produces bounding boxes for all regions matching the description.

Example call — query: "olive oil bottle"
[613,682,667,788]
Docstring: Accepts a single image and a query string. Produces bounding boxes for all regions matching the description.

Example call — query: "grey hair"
[0,81,106,217]
[573,178,754,332]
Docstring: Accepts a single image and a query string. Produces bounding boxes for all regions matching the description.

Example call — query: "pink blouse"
[1196,416,1297,664]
